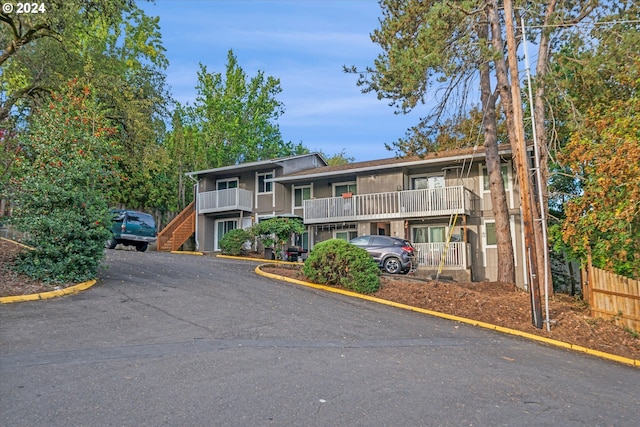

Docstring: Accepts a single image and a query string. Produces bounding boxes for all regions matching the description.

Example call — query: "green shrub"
[14,211,111,283]
[8,81,119,284]
[303,239,380,293]
[219,228,252,255]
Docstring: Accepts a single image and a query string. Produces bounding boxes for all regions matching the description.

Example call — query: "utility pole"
[522,17,551,332]
[503,0,543,328]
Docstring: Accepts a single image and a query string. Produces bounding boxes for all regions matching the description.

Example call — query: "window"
[335,231,358,241]
[411,175,444,190]
[217,178,238,190]
[294,186,311,208]
[412,226,448,243]
[294,232,309,250]
[482,164,511,191]
[371,236,390,246]
[257,172,273,193]
[429,227,446,243]
[334,182,356,197]
[349,236,369,246]
[485,221,497,246]
[125,212,155,229]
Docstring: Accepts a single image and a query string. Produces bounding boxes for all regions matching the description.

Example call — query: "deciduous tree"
[1,0,170,213]
[555,21,640,278]
[0,0,158,120]
[165,50,308,207]
[181,50,306,170]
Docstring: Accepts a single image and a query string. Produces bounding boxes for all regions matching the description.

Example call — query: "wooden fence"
[584,261,640,333]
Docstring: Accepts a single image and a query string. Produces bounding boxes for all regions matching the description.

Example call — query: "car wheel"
[135,242,148,252]
[383,257,401,274]
[105,236,118,249]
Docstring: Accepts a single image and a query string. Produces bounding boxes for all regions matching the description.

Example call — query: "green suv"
[106,210,157,252]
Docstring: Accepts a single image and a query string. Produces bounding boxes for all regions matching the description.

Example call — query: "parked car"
[106,210,157,252]
[349,235,415,274]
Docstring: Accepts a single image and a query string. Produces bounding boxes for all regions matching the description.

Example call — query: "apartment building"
[181,147,531,289]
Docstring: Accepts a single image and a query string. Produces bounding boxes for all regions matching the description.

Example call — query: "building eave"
[271,146,521,184]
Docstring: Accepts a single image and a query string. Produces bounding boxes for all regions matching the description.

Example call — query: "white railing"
[304,186,473,224]
[197,188,253,214]
[413,242,470,269]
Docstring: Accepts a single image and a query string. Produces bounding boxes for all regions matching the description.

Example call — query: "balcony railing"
[197,188,253,214]
[413,242,470,269]
[303,186,473,224]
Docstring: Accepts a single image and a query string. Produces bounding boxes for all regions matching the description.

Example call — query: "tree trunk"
[568,258,576,297]
[479,19,516,284]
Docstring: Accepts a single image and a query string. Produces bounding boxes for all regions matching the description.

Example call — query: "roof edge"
[185,152,327,177]
[272,145,522,183]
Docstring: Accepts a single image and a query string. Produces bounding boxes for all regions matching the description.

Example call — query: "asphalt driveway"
[1,249,638,426]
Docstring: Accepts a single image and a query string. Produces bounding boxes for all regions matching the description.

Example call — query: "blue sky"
[140,0,427,161]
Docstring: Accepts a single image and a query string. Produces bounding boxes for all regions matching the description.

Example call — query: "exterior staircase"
[157,201,195,252]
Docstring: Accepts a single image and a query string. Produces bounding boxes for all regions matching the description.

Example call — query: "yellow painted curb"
[170,250,204,256]
[255,265,640,368]
[0,279,97,304]
[0,237,35,250]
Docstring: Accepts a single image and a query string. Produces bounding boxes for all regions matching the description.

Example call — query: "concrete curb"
[0,279,97,304]
[255,264,640,368]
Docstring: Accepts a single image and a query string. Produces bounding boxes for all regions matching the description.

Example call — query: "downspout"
[187,173,199,251]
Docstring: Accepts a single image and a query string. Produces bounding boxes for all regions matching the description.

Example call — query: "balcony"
[303,186,474,224]
[197,188,253,214]
[413,242,471,269]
